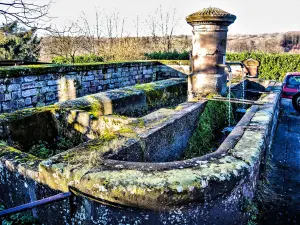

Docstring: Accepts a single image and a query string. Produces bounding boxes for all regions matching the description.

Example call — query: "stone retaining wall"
[0,62,188,113]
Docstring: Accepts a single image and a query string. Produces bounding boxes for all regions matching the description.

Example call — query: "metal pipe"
[215,63,232,73]
[0,192,71,218]
[206,98,263,105]
[230,88,270,94]
[226,61,245,68]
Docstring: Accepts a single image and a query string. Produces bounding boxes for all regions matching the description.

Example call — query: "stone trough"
[0,76,281,224]
[0,6,283,225]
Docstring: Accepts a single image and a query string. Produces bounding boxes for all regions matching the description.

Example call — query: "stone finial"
[243,58,260,67]
[243,58,260,77]
[186,7,236,25]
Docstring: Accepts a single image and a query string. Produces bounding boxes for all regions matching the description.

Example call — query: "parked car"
[292,92,300,113]
[282,72,300,99]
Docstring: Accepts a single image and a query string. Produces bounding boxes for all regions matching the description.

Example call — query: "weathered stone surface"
[6,111,58,150]
[11,91,21,100]
[186,7,236,24]
[186,7,236,98]
[47,80,59,86]
[46,92,56,101]
[100,102,202,163]
[22,89,38,97]
[7,84,20,92]
[57,78,186,117]
[0,79,282,225]
[21,82,36,90]
[24,76,38,82]
[4,93,11,101]
[25,97,32,106]
[17,99,25,108]
[0,84,6,93]
[83,75,94,81]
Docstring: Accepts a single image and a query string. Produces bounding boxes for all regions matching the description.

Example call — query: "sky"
[46,0,300,36]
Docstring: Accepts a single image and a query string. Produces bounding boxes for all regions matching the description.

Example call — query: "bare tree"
[145,10,158,43]
[145,6,179,51]
[44,21,84,63]
[80,12,103,55]
[102,10,126,55]
[133,15,139,38]
[158,5,179,51]
[0,0,51,28]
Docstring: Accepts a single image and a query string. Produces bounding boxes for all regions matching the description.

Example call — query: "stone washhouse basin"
[0,77,282,224]
[0,6,283,225]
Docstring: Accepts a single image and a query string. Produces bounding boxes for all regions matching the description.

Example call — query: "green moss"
[63,153,72,161]
[0,60,188,78]
[135,118,145,128]
[184,100,236,158]
[101,129,117,142]
[118,127,135,134]
[133,80,187,112]
[62,96,103,118]
[112,114,128,119]
[89,98,102,118]
[174,105,184,111]
[134,83,156,91]
[0,105,59,123]
[0,142,39,164]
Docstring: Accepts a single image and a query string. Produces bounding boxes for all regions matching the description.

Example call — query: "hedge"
[144,50,189,60]
[1,52,299,81]
[52,54,104,64]
[226,52,300,81]
[145,51,300,81]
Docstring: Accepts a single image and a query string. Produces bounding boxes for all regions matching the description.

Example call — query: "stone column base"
[188,73,227,100]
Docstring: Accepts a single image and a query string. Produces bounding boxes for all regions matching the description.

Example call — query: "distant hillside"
[39,31,300,62]
[227,31,300,53]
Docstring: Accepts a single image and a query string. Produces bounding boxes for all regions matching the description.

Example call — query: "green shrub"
[28,137,78,159]
[28,141,51,159]
[144,50,189,60]
[184,100,235,158]
[144,51,300,81]
[0,202,40,225]
[227,52,300,81]
[52,54,104,64]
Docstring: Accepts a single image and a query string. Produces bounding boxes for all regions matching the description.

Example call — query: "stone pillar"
[186,7,236,100]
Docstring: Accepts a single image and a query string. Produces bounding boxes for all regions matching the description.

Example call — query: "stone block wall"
[0,62,188,113]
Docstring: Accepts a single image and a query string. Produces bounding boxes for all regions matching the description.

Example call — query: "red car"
[282,72,300,99]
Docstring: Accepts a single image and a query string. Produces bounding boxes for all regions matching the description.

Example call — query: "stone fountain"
[0,7,282,225]
[186,7,236,100]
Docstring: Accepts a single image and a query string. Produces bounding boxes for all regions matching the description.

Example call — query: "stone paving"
[261,98,300,224]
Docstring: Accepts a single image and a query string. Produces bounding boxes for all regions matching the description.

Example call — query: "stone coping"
[103,105,259,171]
[0,78,186,124]
[186,7,236,25]
[0,60,189,78]
[56,78,187,116]
[0,80,282,211]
